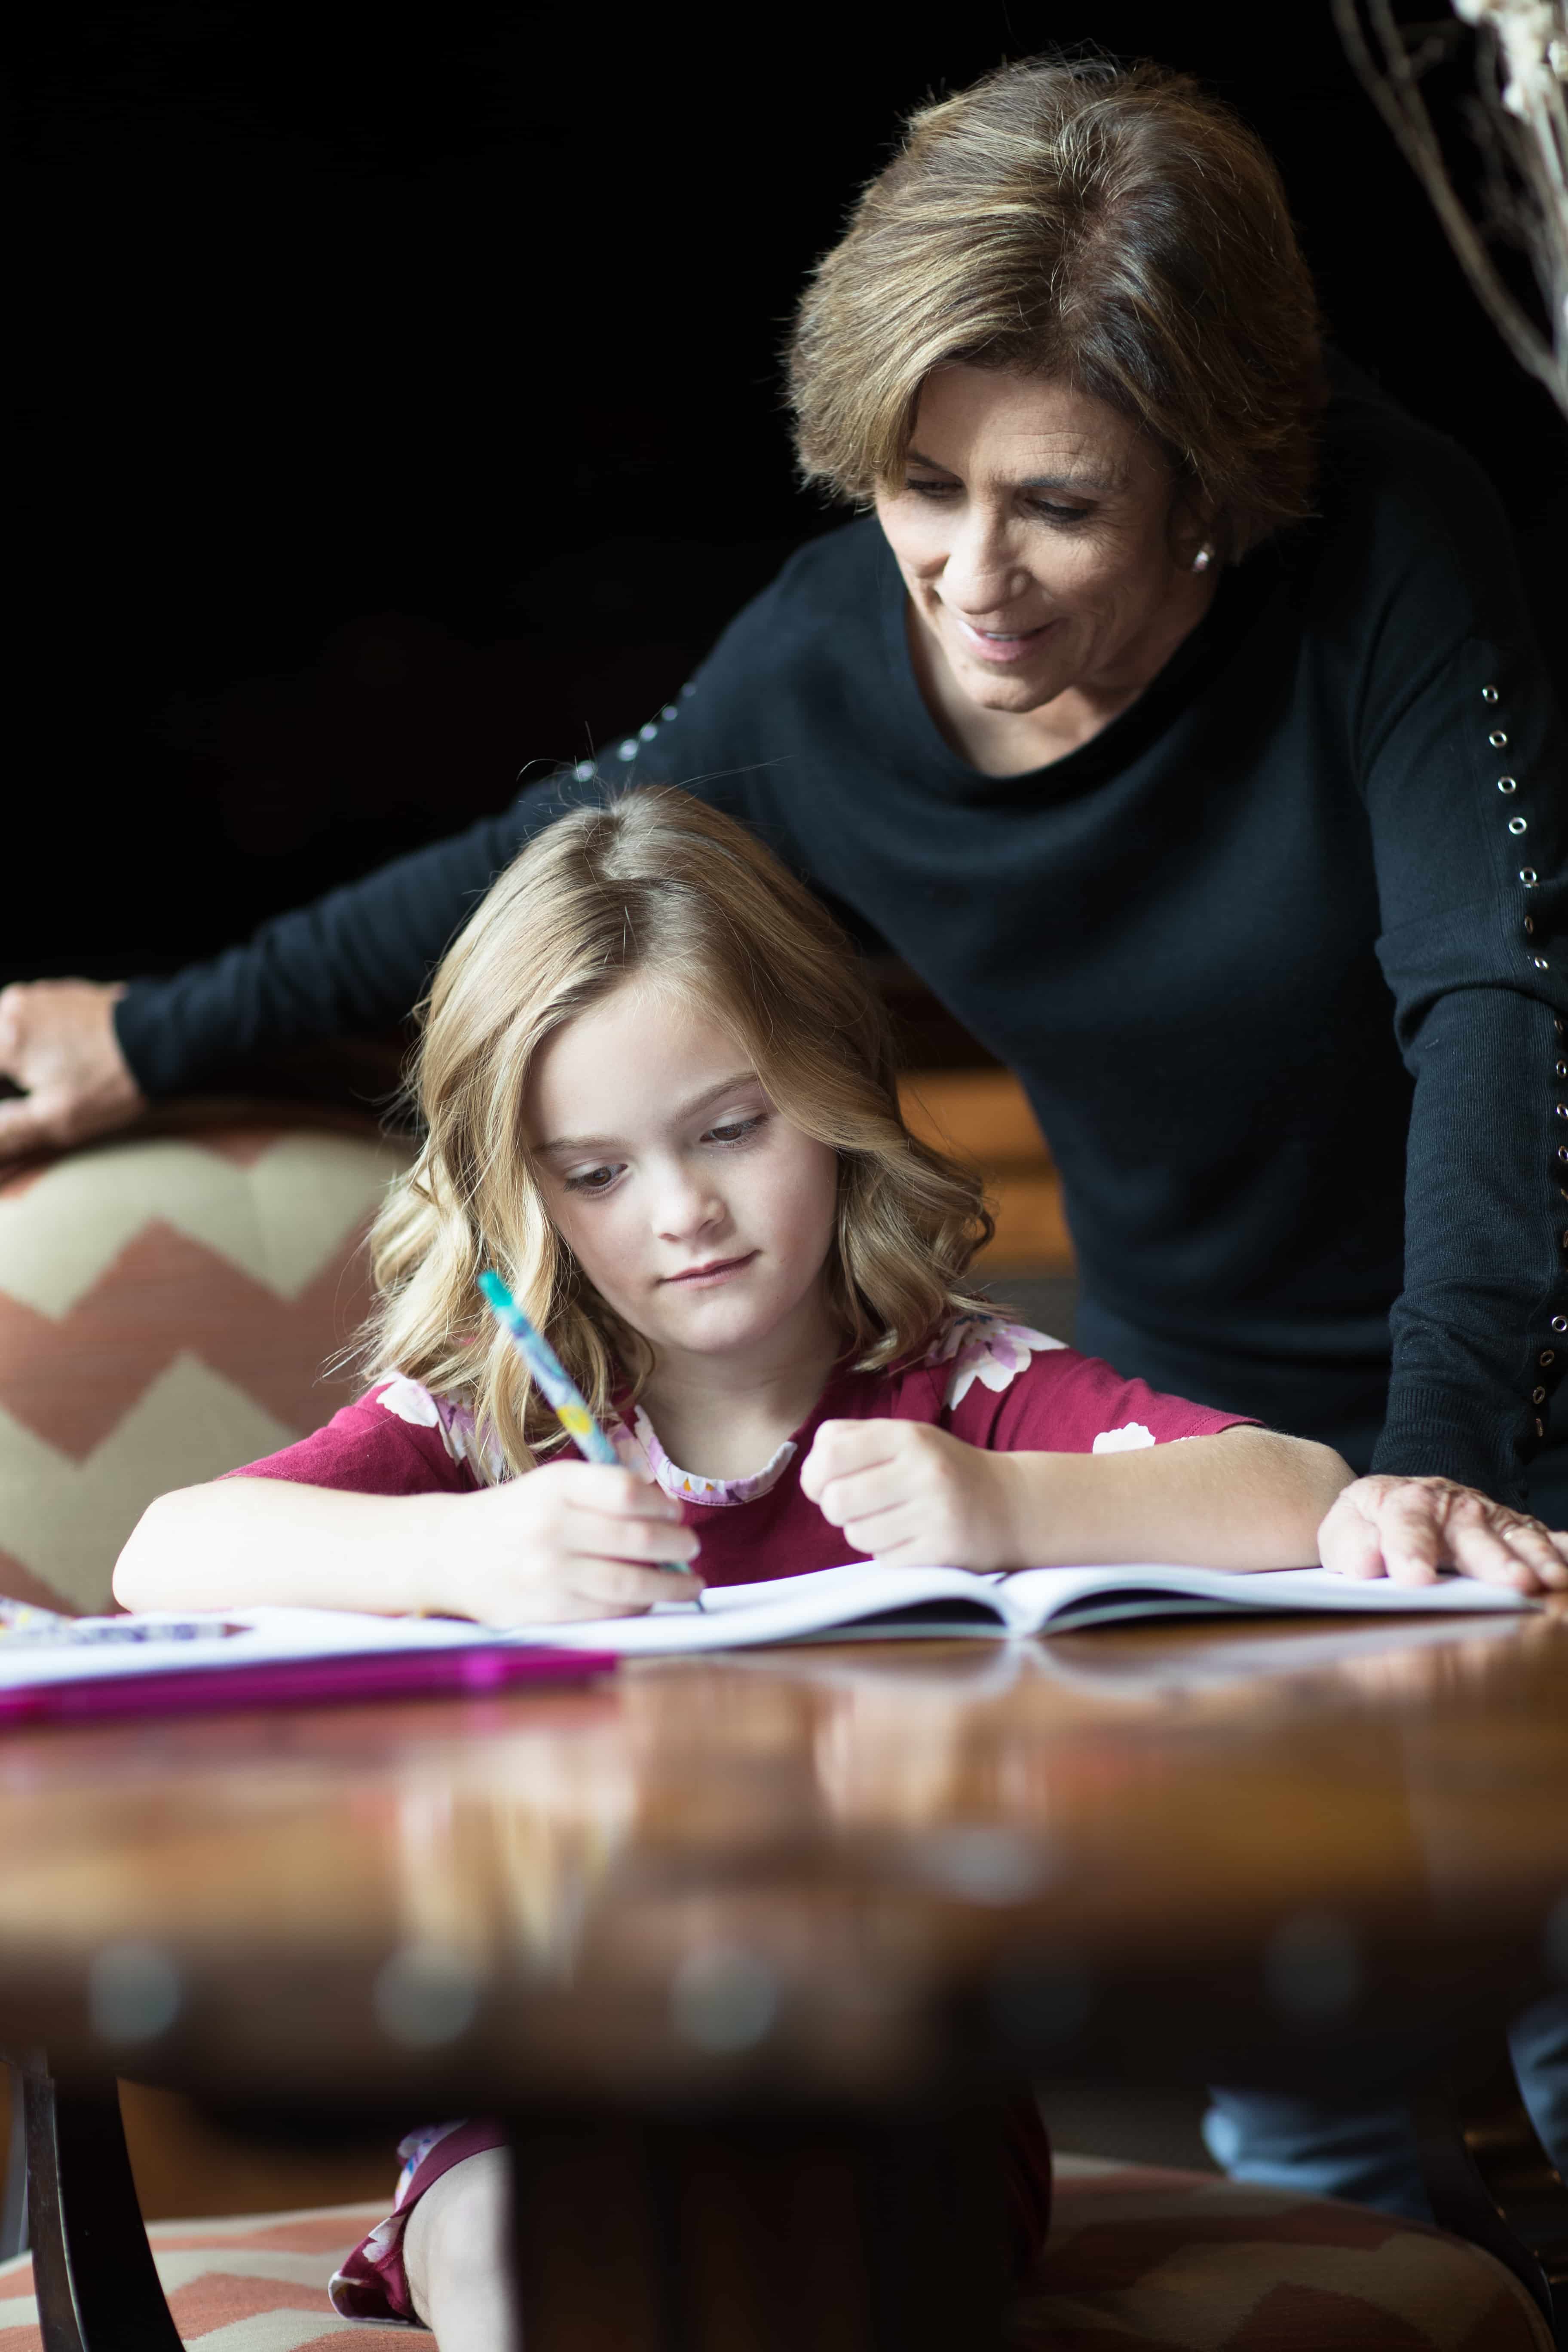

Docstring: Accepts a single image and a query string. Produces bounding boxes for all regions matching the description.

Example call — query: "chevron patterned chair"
[0,2167,1548,2349]
[0,1099,1553,2348]
[0,1102,411,1614]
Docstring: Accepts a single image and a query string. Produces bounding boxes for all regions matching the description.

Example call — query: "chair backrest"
[0,1106,411,1614]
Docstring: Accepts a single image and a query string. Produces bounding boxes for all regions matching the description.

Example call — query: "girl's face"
[524,978,841,1371]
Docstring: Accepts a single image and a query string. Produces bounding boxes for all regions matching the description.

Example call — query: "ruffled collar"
[611,1403,797,1508]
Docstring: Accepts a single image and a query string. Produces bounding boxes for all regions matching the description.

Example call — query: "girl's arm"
[801,1421,1352,1572]
[113,1467,701,1622]
[997,1426,1352,1568]
[114,1480,452,1617]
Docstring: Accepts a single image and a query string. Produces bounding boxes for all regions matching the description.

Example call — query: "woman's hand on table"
[0,980,144,1161]
[1317,1474,1568,1593]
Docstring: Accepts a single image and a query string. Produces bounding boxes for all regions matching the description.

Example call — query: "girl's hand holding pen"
[440,1464,701,1626]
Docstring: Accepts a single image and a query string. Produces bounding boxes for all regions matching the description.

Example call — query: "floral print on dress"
[1091,1422,1156,1453]
[328,2118,492,2321]
[925,1313,1065,1409]
[373,1375,506,1484]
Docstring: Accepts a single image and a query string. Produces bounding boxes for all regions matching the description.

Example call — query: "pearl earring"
[1190,542,1214,574]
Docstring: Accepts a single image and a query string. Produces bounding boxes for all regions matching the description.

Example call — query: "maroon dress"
[225,1312,1249,2321]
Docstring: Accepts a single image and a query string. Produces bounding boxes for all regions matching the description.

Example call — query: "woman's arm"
[1350,428,1568,1508]
[0,627,771,1152]
[113,1466,701,1622]
[801,1421,1353,1571]
[110,786,586,1100]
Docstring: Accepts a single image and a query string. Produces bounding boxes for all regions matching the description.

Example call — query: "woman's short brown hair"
[787,55,1325,560]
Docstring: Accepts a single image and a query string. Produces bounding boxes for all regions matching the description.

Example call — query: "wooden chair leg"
[19,2066,183,2352]
[1417,2046,1568,2349]
[508,2103,1011,2352]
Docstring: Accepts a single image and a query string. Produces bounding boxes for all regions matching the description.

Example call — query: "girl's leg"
[401,2147,521,2352]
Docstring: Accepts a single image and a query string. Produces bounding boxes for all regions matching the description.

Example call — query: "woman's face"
[875,363,1203,719]
[525,977,841,1374]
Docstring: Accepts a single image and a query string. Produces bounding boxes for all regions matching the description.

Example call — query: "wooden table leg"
[507,2103,1011,2352]
[20,2067,183,2352]
[0,2064,28,2260]
[1417,2046,1568,2349]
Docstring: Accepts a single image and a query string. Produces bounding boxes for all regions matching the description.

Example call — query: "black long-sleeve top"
[116,361,1568,1501]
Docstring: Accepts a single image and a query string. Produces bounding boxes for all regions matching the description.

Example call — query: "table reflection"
[0,1608,1560,2083]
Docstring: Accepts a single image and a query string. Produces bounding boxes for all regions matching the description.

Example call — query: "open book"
[0,1564,1532,1715]
[495,1559,1536,1656]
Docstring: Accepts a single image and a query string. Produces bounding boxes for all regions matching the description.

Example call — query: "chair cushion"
[0,2200,418,2343]
[0,1111,409,1614]
[1016,2152,1553,2349]
[0,2165,1548,2349]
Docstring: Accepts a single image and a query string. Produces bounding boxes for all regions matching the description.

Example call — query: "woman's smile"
[947,608,1063,665]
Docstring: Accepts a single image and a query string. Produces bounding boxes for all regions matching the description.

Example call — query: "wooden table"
[9,1603,1568,2347]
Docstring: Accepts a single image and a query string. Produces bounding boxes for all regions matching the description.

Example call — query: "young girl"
[116,789,1351,2345]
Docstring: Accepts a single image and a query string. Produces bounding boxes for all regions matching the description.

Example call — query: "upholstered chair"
[0,1104,410,1614]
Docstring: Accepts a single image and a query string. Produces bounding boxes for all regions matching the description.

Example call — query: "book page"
[999,1562,1537,1632]
[691,1563,1007,1617]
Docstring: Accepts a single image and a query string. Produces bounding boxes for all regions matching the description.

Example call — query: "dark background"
[12,1,1566,987]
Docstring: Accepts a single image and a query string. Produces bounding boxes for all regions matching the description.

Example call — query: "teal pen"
[477,1271,695,1574]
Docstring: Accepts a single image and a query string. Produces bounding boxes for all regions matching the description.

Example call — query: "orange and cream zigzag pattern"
[0,2163,1549,2351]
[0,1124,409,1613]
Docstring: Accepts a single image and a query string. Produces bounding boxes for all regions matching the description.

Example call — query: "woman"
[2,53,1565,2209]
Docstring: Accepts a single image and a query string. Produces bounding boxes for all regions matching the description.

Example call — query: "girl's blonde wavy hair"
[359,789,995,1477]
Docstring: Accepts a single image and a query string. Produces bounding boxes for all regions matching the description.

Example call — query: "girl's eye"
[906,477,956,500]
[564,1163,621,1194]
[705,1114,766,1147]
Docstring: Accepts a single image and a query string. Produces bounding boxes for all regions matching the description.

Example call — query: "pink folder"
[0,1642,615,1725]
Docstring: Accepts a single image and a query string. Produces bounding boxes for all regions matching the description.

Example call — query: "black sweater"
[116,362,1568,1501]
